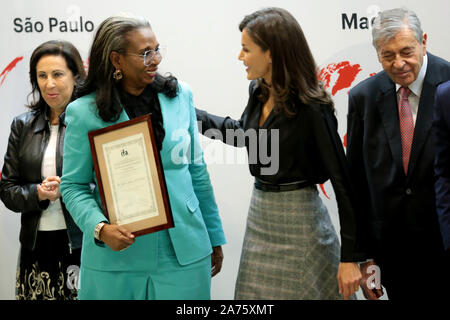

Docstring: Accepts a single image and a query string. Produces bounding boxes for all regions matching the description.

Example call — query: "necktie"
[398,86,414,174]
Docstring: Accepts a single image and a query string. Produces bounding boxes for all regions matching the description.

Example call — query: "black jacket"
[346,53,450,260]
[0,107,82,251]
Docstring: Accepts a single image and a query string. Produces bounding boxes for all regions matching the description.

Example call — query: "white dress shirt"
[38,124,67,231]
[395,53,428,126]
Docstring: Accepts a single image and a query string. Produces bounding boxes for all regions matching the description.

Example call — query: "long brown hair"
[239,7,333,115]
[28,40,86,112]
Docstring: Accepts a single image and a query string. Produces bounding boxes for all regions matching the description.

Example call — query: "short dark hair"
[28,40,86,111]
[239,7,333,115]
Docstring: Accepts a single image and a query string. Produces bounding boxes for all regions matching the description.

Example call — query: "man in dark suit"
[346,8,450,300]
[434,80,450,253]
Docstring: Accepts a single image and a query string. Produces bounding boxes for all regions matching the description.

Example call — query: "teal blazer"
[60,81,226,272]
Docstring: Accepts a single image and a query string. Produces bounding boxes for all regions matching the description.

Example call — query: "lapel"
[376,73,405,174]
[406,54,438,182]
[33,107,50,133]
[157,91,180,153]
[406,78,434,181]
[117,108,130,123]
[376,54,441,180]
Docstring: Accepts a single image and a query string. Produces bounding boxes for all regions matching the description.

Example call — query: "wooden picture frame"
[88,114,174,237]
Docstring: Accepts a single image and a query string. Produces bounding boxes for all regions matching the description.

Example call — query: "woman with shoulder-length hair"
[60,14,226,300]
[197,7,363,299]
[0,40,85,300]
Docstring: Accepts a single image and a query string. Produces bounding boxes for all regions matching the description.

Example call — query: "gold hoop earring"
[113,69,123,80]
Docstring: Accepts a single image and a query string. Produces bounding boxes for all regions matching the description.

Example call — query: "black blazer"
[433,80,450,251]
[346,53,450,259]
[0,108,82,251]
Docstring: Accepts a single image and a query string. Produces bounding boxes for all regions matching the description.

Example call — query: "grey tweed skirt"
[234,185,344,300]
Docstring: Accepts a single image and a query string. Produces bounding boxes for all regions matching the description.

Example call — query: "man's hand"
[359,260,384,300]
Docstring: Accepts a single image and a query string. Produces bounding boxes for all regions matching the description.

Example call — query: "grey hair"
[92,14,151,80]
[79,14,153,121]
[372,8,423,50]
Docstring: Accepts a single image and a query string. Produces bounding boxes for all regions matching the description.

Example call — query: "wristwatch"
[94,222,107,241]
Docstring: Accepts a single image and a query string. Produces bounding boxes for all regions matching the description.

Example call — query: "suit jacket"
[346,53,450,260]
[60,81,226,272]
[433,80,450,250]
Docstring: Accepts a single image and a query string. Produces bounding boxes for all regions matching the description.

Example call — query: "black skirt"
[16,230,81,300]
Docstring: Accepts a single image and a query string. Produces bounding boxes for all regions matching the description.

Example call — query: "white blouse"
[38,124,67,231]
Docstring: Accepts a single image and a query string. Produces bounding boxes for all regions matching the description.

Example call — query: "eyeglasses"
[121,46,166,66]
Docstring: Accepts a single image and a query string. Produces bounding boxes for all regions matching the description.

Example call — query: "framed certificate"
[88,114,174,237]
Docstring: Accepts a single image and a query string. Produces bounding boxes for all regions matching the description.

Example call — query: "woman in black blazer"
[197,7,363,299]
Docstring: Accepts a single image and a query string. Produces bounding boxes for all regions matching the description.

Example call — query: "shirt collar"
[396,53,428,97]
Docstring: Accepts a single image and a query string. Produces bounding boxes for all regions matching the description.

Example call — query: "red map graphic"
[0,57,24,87]
[316,61,363,199]
[0,57,24,180]
[318,61,362,96]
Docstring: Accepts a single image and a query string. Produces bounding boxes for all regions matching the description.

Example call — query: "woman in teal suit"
[60,15,226,300]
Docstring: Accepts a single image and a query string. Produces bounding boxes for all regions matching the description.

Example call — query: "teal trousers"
[78,230,211,300]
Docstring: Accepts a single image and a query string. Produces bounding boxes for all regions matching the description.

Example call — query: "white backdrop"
[1,0,449,300]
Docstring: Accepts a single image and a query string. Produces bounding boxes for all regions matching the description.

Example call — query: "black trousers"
[377,242,450,300]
